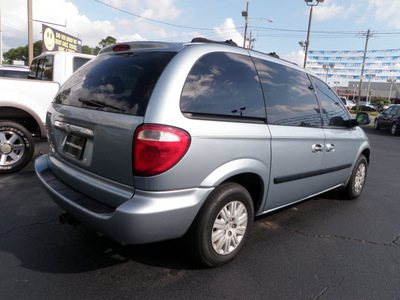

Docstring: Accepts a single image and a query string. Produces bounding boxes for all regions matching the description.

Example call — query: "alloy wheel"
[211,201,248,255]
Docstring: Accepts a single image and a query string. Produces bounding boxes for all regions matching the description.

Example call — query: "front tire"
[342,154,368,200]
[374,119,380,130]
[0,121,34,173]
[187,182,254,267]
[391,122,399,136]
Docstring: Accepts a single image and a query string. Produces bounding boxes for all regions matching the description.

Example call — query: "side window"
[73,57,91,72]
[393,106,400,116]
[181,52,266,120]
[42,56,53,81]
[36,59,45,80]
[312,77,350,127]
[28,59,38,79]
[253,58,321,127]
[384,106,394,115]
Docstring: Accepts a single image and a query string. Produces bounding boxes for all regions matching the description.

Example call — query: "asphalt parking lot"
[1,126,400,299]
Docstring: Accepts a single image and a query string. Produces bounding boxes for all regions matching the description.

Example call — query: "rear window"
[0,69,28,79]
[54,52,177,116]
[73,57,91,72]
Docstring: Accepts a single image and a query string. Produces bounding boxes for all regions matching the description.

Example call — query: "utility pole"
[28,0,33,65]
[356,29,373,113]
[242,2,249,48]
[0,0,3,63]
[248,31,256,49]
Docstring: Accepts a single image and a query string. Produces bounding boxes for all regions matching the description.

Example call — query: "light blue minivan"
[35,38,371,267]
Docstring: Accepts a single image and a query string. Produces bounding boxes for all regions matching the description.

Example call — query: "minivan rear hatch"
[47,50,178,186]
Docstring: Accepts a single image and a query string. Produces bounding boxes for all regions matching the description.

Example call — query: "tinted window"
[0,70,28,79]
[384,106,394,115]
[29,57,53,80]
[73,57,91,72]
[181,52,265,120]
[253,58,321,127]
[54,52,176,116]
[28,59,38,79]
[41,56,53,80]
[312,77,350,127]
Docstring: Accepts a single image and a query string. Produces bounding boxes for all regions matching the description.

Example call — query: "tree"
[99,36,117,48]
[82,45,100,55]
[3,41,43,65]
[371,97,391,111]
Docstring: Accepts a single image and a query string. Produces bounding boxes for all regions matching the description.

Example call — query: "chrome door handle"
[312,144,323,153]
[326,143,336,152]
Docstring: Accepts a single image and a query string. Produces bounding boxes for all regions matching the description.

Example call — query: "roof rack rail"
[191,37,238,47]
[189,37,292,65]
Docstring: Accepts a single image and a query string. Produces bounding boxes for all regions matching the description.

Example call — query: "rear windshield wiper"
[78,98,125,112]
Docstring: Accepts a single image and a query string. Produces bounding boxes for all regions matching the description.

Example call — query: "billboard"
[42,25,82,53]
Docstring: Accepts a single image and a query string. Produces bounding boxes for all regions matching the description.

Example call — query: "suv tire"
[187,182,254,267]
[391,122,399,136]
[342,154,367,200]
[0,121,34,173]
[374,119,380,130]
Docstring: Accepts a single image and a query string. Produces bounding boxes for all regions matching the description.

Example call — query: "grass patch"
[350,110,379,116]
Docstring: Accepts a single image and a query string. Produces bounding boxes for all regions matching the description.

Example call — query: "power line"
[93,0,214,31]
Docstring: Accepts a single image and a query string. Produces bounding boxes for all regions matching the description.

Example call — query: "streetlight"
[242,2,249,48]
[303,0,325,68]
[387,78,396,103]
[352,83,359,102]
[365,73,375,103]
[323,63,334,82]
[334,81,340,93]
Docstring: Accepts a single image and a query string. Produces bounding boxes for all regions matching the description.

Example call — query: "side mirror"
[356,112,370,125]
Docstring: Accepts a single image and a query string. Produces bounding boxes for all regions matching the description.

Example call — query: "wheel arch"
[199,158,268,215]
[0,106,45,137]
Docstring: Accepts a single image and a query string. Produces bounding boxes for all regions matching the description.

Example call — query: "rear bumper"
[35,154,212,244]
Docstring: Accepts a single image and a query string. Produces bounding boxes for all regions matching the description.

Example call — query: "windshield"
[54,51,177,116]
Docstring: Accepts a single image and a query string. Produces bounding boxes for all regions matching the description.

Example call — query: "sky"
[2,0,400,69]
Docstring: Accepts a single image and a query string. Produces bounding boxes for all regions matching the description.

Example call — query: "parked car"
[358,101,377,111]
[0,65,29,79]
[35,39,371,267]
[374,104,400,135]
[0,52,94,173]
[340,97,350,110]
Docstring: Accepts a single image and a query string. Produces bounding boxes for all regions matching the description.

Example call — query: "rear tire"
[186,182,254,267]
[341,155,368,200]
[0,121,34,173]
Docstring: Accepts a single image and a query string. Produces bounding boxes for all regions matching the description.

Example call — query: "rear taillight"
[133,125,190,176]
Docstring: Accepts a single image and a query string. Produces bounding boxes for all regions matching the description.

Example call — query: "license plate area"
[63,134,86,159]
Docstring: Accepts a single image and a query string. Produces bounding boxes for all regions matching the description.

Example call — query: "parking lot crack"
[0,220,56,237]
[291,229,400,248]
[261,221,400,248]
[314,277,345,300]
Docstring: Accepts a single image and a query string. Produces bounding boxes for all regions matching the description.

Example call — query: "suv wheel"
[0,121,34,173]
[391,122,399,136]
[342,155,367,200]
[374,119,380,130]
[187,182,254,267]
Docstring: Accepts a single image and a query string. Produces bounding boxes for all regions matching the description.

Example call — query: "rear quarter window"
[181,52,266,121]
[54,52,176,116]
